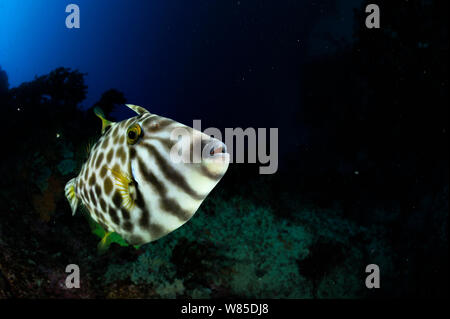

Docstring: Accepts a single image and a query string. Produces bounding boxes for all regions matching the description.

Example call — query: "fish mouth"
[203,140,230,170]
[206,152,230,163]
[205,140,229,159]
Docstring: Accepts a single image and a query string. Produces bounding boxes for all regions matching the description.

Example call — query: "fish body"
[65,104,229,246]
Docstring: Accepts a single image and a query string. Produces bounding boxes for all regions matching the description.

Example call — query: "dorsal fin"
[125,104,150,115]
[94,107,115,134]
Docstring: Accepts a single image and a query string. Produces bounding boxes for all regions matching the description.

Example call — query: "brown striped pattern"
[67,104,229,246]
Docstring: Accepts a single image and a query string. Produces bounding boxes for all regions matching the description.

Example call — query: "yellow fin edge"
[97,231,112,253]
[64,178,79,216]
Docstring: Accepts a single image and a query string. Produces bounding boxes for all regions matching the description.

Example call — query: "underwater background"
[0,0,448,298]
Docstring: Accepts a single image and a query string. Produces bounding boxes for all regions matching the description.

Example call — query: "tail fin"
[65,178,79,216]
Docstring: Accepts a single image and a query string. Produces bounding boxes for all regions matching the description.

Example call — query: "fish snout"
[204,139,228,158]
[201,138,230,176]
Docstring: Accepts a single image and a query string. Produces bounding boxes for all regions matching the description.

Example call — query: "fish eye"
[127,124,142,145]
